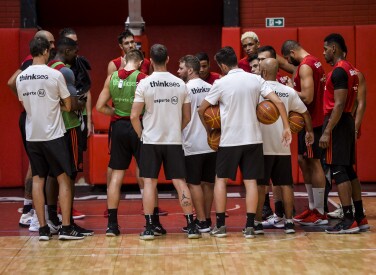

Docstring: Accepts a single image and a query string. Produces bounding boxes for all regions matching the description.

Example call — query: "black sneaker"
[140,225,155,240]
[153,223,167,236]
[325,219,360,234]
[196,220,211,233]
[39,225,52,241]
[284,221,295,234]
[73,223,94,236]
[262,205,274,221]
[58,225,85,240]
[106,223,120,237]
[253,222,264,235]
[187,223,201,239]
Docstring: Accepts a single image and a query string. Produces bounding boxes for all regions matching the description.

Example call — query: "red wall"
[240,0,376,27]
[0,0,20,28]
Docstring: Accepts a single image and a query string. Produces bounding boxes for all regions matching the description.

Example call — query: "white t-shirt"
[134,72,191,144]
[260,81,307,155]
[16,64,70,141]
[182,78,215,156]
[205,68,273,146]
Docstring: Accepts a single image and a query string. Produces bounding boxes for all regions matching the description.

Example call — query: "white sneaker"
[327,205,364,219]
[29,212,40,232]
[19,209,34,227]
[262,213,285,228]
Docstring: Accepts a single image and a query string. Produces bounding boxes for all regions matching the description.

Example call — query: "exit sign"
[266,17,285,28]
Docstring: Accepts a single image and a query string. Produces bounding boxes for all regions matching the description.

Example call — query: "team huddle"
[10,28,369,241]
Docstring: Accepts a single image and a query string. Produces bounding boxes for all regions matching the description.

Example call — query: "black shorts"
[27,137,73,178]
[19,111,28,155]
[64,127,84,177]
[109,119,141,170]
[298,126,322,159]
[139,144,186,180]
[81,114,88,151]
[185,152,217,185]
[216,144,264,181]
[323,113,355,166]
[257,155,293,186]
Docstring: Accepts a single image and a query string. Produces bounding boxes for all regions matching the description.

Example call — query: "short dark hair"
[214,46,237,67]
[59,27,76,37]
[125,49,144,63]
[118,29,134,44]
[281,40,300,56]
[57,37,78,53]
[29,36,50,57]
[258,45,277,59]
[195,52,209,62]
[150,44,168,65]
[179,55,200,74]
[247,54,259,63]
[324,33,347,52]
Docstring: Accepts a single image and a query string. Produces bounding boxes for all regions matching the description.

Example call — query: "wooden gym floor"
[0,186,375,274]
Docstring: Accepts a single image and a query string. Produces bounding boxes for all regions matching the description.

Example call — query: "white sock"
[24,199,32,206]
[140,189,144,196]
[313,188,325,214]
[305,184,314,210]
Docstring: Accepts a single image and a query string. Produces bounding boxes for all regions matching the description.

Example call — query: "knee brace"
[330,165,349,185]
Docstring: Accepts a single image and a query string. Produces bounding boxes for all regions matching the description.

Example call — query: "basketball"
[288,111,305,133]
[204,105,221,129]
[207,129,221,151]
[256,100,280,124]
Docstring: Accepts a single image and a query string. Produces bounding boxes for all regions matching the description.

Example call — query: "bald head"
[34,30,55,49]
[260,58,279,81]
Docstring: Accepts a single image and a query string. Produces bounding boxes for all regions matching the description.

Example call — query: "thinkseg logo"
[19,74,48,81]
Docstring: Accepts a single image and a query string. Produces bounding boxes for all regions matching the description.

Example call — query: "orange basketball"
[204,105,221,129]
[207,129,221,151]
[288,111,305,133]
[256,100,280,124]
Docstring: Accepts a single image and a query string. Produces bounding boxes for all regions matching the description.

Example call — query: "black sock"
[342,205,354,220]
[145,214,153,227]
[324,177,331,213]
[108,208,118,224]
[353,200,364,220]
[216,212,226,227]
[275,201,284,218]
[246,213,256,228]
[206,218,212,226]
[264,193,270,207]
[62,225,71,231]
[47,205,59,224]
[153,207,160,224]
[185,214,194,226]
[23,204,32,214]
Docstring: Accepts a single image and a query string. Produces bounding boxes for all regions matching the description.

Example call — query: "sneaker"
[327,205,344,219]
[187,224,201,239]
[357,217,370,232]
[47,219,61,235]
[106,223,120,237]
[210,225,227,238]
[195,220,211,233]
[58,225,85,240]
[325,219,360,234]
[19,209,34,227]
[242,227,255,239]
[39,225,52,241]
[157,208,168,216]
[262,205,274,221]
[284,222,295,234]
[29,212,40,232]
[262,213,285,228]
[140,226,155,240]
[298,209,328,226]
[293,208,312,222]
[72,223,94,236]
[103,209,108,218]
[153,223,167,236]
[253,222,264,235]
[72,208,86,220]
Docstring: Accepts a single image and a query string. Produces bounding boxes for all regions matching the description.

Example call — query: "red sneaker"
[357,217,370,231]
[293,208,312,222]
[141,207,168,216]
[298,209,328,226]
[58,207,86,219]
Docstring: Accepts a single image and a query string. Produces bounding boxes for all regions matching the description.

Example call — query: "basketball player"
[281,40,328,226]
[256,58,314,234]
[195,52,221,85]
[131,44,200,240]
[16,36,83,241]
[248,54,260,75]
[198,46,292,238]
[177,55,216,232]
[320,34,365,233]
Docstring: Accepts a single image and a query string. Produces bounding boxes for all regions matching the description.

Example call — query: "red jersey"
[276,72,287,85]
[238,57,251,73]
[293,55,325,127]
[204,72,221,85]
[112,56,150,75]
[324,60,359,116]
